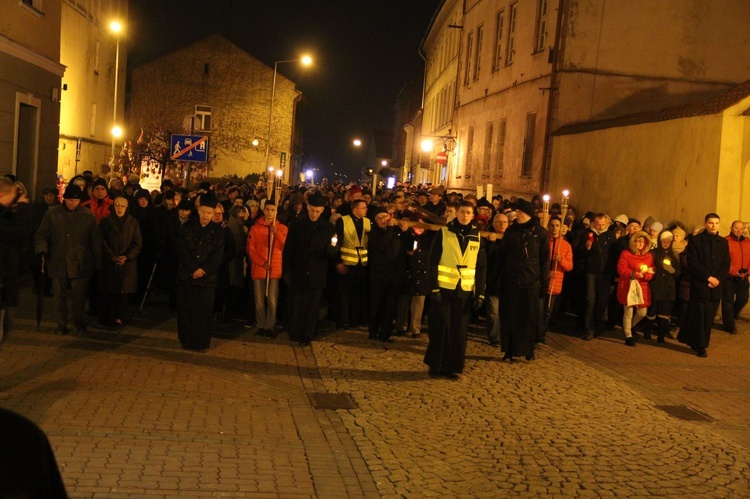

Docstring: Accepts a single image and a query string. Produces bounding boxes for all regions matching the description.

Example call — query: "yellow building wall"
[2,0,62,62]
[550,115,727,231]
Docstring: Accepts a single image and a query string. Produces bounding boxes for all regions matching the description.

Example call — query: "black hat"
[134,189,150,200]
[177,198,194,211]
[516,200,537,217]
[42,186,57,195]
[307,193,327,207]
[200,193,218,209]
[63,184,83,200]
[372,206,388,217]
[477,197,493,209]
[199,181,211,192]
[92,178,108,190]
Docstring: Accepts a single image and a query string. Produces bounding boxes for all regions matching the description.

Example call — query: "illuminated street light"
[110,20,123,158]
[381,160,388,167]
[252,138,260,147]
[353,138,362,147]
[421,139,433,152]
[265,54,314,182]
[306,169,314,184]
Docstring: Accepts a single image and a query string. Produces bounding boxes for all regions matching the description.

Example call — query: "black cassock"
[176,219,225,350]
[678,230,729,349]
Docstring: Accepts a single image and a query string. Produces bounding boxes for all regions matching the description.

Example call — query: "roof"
[555,79,750,136]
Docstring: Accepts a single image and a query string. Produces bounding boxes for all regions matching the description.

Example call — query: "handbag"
[627,279,645,306]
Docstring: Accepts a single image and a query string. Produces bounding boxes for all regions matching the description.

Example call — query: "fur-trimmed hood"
[629,230,652,255]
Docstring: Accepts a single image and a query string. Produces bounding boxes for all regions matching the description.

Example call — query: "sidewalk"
[1,285,749,497]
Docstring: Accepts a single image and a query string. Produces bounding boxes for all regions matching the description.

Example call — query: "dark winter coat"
[401,229,436,296]
[367,225,406,286]
[0,203,31,284]
[177,220,225,288]
[282,215,338,289]
[649,244,681,302]
[687,229,730,302]
[585,227,617,275]
[35,204,102,279]
[99,213,142,293]
[499,217,549,293]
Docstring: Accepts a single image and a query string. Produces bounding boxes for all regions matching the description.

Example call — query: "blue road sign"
[170,134,209,162]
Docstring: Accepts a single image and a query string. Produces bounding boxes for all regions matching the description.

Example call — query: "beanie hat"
[516,200,537,217]
[628,218,641,226]
[660,231,674,240]
[134,189,150,200]
[477,197,494,209]
[307,193,327,207]
[92,178,108,190]
[63,184,83,200]
[643,216,655,228]
[652,221,664,233]
[177,198,194,211]
[200,193,218,209]
[672,227,686,239]
[614,214,628,226]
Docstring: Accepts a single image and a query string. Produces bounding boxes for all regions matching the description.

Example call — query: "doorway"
[14,94,41,198]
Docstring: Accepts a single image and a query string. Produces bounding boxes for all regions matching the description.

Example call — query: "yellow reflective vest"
[340,215,370,266]
[437,226,481,291]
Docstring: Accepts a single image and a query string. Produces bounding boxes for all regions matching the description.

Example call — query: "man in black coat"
[176,194,225,351]
[367,208,406,342]
[678,213,730,358]
[498,200,549,361]
[282,193,338,346]
[582,213,617,340]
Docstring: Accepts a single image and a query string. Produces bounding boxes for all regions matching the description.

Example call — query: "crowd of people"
[1,171,748,377]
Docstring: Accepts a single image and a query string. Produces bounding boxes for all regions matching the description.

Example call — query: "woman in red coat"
[616,231,655,346]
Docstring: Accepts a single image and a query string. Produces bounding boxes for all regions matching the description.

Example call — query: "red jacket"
[82,197,113,223]
[726,235,750,277]
[548,236,573,295]
[247,217,288,280]
[616,232,655,308]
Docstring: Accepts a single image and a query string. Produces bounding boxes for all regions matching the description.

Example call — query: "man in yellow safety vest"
[334,199,370,329]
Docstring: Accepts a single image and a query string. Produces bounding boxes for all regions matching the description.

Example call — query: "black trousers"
[369,278,399,341]
[424,289,470,375]
[722,277,749,330]
[336,264,368,326]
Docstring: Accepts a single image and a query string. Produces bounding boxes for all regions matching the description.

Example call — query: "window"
[465,126,475,179]
[473,25,483,80]
[496,118,506,177]
[464,31,474,85]
[535,0,549,52]
[506,3,518,65]
[483,122,493,177]
[492,11,504,71]
[195,105,212,131]
[522,113,536,177]
[21,0,43,13]
[94,40,100,75]
[90,102,97,136]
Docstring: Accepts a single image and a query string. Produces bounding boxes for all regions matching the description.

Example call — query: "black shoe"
[696,348,707,358]
[625,337,636,347]
[298,340,311,347]
[379,337,394,343]
[526,353,536,361]
[56,326,67,336]
[428,370,441,378]
[489,340,500,347]
[581,331,594,341]
[396,329,407,336]
[441,373,459,380]
[256,328,266,336]
[643,332,652,340]
[726,326,737,335]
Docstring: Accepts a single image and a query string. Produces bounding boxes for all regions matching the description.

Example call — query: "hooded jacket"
[616,230,655,307]
[247,217,288,280]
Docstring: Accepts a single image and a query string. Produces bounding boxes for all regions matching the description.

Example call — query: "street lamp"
[306,169,314,184]
[352,138,362,147]
[109,20,123,159]
[265,55,313,181]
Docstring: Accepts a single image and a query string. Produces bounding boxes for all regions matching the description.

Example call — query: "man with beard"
[282,193,338,346]
[35,184,102,335]
[424,201,486,379]
[678,213,730,357]
[498,200,549,362]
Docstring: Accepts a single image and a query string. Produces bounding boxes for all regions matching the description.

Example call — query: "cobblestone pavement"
[2,286,749,497]
[311,322,750,498]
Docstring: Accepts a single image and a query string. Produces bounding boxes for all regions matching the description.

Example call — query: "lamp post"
[265,55,312,182]
[109,20,123,159]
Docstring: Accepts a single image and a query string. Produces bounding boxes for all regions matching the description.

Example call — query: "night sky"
[128,0,441,181]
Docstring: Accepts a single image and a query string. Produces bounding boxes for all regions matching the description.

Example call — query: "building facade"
[58,0,128,181]
[128,35,302,182]
[418,0,750,199]
[0,0,64,198]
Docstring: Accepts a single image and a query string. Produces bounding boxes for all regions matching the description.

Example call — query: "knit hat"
[200,193,218,209]
[177,198,194,211]
[307,193,327,207]
[643,216,655,228]
[92,178,108,190]
[651,221,664,233]
[134,189,150,200]
[372,206,389,217]
[672,227,686,239]
[477,197,494,209]
[516,200,536,217]
[660,231,674,240]
[614,214,628,226]
[628,218,641,226]
[63,184,83,200]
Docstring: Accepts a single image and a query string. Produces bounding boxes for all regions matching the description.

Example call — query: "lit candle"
[542,194,550,228]
[413,240,418,251]
[331,234,338,246]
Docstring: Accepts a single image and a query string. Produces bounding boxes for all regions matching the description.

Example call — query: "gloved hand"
[664,263,675,274]
[431,290,442,304]
[473,297,484,312]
